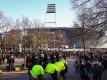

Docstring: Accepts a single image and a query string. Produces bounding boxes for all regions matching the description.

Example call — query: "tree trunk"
[82,37,86,54]
[82,22,86,54]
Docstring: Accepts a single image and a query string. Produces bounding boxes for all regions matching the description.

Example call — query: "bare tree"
[0,11,14,59]
[71,0,107,34]
[19,16,32,51]
[71,0,107,50]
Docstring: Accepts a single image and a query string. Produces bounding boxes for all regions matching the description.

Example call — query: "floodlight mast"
[44,0,56,49]
[44,0,56,28]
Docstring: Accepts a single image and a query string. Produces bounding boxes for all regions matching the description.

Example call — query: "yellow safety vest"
[45,63,58,74]
[30,65,44,78]
[54,61,65,73]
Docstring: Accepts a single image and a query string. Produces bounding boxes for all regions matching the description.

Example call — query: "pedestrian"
[42,51,48,69]
[79,63,90,80]
[92,63,103,80]
[85,61,92,79]
[74,60,80,74]
[2,55,5,63]
[0,57,2,65]
[26,54,31,68]
[62,53,66,60]
[8,54,15,71]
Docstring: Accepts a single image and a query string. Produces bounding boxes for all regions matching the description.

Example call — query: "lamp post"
[73,43,76,54]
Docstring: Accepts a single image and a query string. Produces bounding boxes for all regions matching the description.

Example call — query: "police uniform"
[55,52,68,80]
[44,53,59,80]
[54,61,65,73]
[45,63,58,80]
[59,60,68,80]
[30,65,44,80]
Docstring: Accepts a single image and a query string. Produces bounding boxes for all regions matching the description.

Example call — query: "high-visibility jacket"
[45,63,58,74]
[30,65,44,78]
[54,61,65,73]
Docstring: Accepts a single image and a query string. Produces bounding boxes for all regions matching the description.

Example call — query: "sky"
[0,0,76,27]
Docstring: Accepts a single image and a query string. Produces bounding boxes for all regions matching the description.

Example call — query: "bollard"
[0,70,3,76]
[15,66,20,72]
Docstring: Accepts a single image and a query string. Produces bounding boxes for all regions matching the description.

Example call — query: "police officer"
[45,53,59,80]
[55,52,68,80]
[29,52,45,80]
[30,64,44,80]
[60,60,68,80]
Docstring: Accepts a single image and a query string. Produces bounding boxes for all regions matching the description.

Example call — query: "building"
[3,27,106,51]
[4,27,67,51]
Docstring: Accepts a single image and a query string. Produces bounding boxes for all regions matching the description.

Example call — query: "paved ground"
[0,58,107,80]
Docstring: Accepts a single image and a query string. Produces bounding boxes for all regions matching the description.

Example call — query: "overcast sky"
[0,0,76,27]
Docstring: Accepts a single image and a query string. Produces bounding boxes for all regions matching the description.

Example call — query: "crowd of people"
[74,51,107,80]
[0,49,15,71]
[1,48,107,80]
[26,50,68,80]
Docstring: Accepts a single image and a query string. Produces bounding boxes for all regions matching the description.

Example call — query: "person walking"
[29,54,45,80]
[55,52,68,80]
[92,62,103,80]
[79,63,90,80]
[30,65,44,80]
[45,53,59,80]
